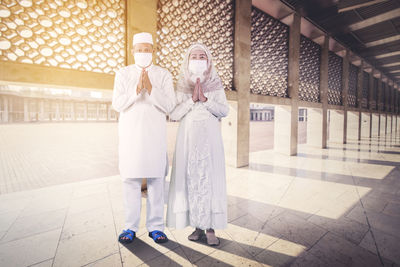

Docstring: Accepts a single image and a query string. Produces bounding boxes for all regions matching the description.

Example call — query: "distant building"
[250,103,307,122]
[0,85,118,123]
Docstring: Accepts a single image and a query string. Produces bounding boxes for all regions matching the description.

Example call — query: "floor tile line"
[168,229,196,265]
[51,193,73,267]
[0,208,24,243]
[348,166,385,266]
[106,182,124,267]
[0,226,64,245]
[26,257,54,267]
[80,252,120,267]
[250,176,296,248]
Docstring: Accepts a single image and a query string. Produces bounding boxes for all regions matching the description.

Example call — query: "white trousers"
[123,177,165,232]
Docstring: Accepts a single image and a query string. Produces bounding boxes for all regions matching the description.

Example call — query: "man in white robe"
[112,32,176,243]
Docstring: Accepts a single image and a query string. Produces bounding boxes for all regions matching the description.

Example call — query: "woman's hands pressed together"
[192,78,207,103]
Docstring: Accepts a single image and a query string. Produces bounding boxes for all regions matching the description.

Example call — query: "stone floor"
[0,121,306,194]
[0,129,399,266]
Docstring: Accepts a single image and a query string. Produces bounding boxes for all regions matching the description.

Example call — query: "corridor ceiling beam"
[348,8,400,31]
[365,35,400,47]
[338,0,388,13]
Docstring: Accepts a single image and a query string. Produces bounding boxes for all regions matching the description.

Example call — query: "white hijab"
[176,43,223,94]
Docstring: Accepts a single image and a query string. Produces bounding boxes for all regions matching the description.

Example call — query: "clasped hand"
[136,69,152,95]
[192,78,207,102]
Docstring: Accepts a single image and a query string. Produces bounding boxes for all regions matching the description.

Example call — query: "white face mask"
[134,53,152,68]
[188,59,207,83]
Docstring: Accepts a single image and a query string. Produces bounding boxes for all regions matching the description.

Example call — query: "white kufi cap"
[133,32,153,45]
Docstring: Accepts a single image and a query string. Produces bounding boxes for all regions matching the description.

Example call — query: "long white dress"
[166,89,229,230]
[112,64,176,179]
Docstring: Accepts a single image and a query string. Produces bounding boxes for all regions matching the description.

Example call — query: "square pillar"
[342,50,350,144]
[371,113,379,137]
[386,114,392,134]
[320,35,329,148]
[361,112,370,138]
[328,110,344,143]
[379,114,386,136]
[286,12,301,155]
[306,108,323,147]
[230,0,251,167]
[347,111,359,140]
[274,105,294,154]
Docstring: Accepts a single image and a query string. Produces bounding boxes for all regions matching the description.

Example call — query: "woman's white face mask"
[134,53,152,68]
[188,59,207,83]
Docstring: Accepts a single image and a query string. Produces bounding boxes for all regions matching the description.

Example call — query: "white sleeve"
[203,89,229,118]
[169,91,195,121]
[149,71,176,114]
[111,71,139,113]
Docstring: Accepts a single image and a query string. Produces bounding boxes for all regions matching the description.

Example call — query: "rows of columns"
[0,95,116,123]
[125,0,399,168]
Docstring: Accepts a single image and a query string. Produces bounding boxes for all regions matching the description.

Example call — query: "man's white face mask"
[188,59,207,83]
[134,53,152,68]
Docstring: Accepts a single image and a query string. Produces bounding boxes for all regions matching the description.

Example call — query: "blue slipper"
[118,229,136,244]
[149,230,168,243]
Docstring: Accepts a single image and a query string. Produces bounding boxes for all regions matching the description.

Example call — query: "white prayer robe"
[112,64,176,179]
[166,89,229,229]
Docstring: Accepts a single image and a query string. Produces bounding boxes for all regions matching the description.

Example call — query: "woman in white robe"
[167,43,229,246]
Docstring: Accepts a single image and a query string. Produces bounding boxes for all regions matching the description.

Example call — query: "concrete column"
[320,35,329,148]
[274,105,293,153]
[2,96,8,123]
[306,108,323,147]
[371,113,379,137]
[329,110,344,143]
[282,11,301,155]
[231,0,251,167]
[377,75,382,136]
[357,61,363,140]
[379,113,386,136]
[23,98,29,122]
[342,50,350,143]
[361,112,370,138]
[55,101,60,121]
[347,111,359,140]
[386,114,391,134]
[368,71,374,138]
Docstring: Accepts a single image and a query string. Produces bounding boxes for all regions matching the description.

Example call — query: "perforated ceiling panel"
[0,0,125,74]
[348,63,358,107]
[299,35,321,102]
[250,7,289,97]
[156,0,234,90]
[328,51,343,105]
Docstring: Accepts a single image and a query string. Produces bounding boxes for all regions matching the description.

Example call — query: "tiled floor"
[1,132,400,266]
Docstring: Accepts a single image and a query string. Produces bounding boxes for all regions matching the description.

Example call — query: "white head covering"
[133,32,153,45]
[176,43,223,94]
